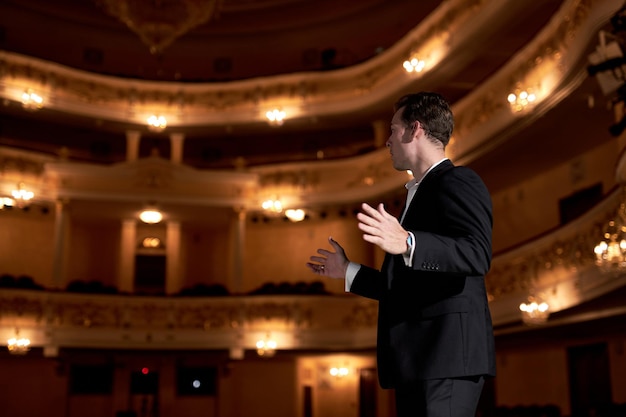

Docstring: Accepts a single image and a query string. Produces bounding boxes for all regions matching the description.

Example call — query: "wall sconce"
[21,89,43,111]
[266,109,286,126]
[0,197,15,209]
[403,57,426,73]
[139,209,163,224]
[285,208,305,222]
[142,237,162,248]
[11,183,34,208]
[329,366,349,378]
[256,336,277,357]
[7,331,31,355]
[594,200,626,272]
[262,198,283,213]
[519,294,550,325]
[507,89,536,112]
[147,114,167,131]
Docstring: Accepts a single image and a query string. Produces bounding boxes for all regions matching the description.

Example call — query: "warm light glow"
[256,337,277,357]
[262,198,283,213]
[0,197,15,208]
[7,336,31,354]
[507,89,537,112]
[10,183,34,207]
[21,89,43,111]
[285,208,305,222]
[142,237,161,248]
[139,209,163,224]
[147,115,167,131]
[266,109,286,126]
[594,203,626,272]
[329,366,349,378]
[11,187,34,201]
[519,295,550,325]
[403,58,426,73]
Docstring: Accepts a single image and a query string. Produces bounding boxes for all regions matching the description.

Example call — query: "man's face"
[386,107,414,171]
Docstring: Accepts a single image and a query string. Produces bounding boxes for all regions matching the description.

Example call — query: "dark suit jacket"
[350,159,496,389]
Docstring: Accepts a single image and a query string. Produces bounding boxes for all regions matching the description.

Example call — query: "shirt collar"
[405,158,448,190]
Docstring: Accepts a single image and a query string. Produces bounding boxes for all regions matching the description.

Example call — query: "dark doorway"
[134,254,166,294]
[303,385,313,417]
[567,342,612,417]
[359,367,377,417]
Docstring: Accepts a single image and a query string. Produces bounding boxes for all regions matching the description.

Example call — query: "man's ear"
[412,121,421,137]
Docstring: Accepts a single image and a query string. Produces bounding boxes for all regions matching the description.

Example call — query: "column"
[230,208,246,294]
[126,130,141,162]
[165,221,182,295]
[51,200,68,289]
[118,219,136,293]
[169,132,185,164]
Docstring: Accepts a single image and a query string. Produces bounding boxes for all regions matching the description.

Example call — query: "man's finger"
[360,203,379,217]
[328,237,341,251]
[356,212,378,227]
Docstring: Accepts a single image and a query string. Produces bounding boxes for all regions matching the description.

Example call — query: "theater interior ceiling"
[0,0,623,223]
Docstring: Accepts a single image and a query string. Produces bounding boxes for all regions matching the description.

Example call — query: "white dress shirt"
[344,158,449,291]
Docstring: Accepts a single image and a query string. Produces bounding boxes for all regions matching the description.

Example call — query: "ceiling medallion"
[96,0,224,55]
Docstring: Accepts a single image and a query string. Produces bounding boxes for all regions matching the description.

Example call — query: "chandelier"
[594,200,626,272]
[96,0,224,55]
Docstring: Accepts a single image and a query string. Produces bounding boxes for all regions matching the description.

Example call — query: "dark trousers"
[394,376,485,417]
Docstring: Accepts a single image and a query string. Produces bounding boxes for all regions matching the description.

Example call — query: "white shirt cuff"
[402,231,415,267]
[345,262,361,292]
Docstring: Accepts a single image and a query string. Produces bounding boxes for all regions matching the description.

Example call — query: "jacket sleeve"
[349,264,388,301]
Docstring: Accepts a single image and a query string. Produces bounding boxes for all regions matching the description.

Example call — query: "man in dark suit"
[307,92,495,417]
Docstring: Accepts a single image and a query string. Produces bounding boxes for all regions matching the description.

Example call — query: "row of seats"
[0,274,329,296]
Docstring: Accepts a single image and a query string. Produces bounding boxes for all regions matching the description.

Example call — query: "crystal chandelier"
[594,200,626,272]
[96,0,224,55]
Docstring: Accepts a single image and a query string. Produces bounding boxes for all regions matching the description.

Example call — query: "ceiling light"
[139,209,163,224]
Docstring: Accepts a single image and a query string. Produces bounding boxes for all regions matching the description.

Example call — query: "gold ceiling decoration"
[96,0,223,54]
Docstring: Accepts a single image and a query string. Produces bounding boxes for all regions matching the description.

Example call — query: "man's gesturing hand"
[306,237,349,278]
[357,203,409,255]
